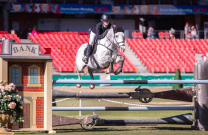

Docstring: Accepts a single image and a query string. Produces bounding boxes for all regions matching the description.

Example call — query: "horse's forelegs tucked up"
[114,55,125,75]
[101,56,114,65]
[104,57,114,74]
[105,62,114,74]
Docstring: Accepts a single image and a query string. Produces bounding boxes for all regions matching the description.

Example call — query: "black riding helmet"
[101,13,111,22]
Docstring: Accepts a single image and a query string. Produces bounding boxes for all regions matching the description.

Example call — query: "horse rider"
[82,13,112,64]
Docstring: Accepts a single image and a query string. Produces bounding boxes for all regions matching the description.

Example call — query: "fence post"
[79,91,81,116]
[195,60,208,130]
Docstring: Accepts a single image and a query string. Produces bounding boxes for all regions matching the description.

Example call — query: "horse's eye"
[115,35,118,38]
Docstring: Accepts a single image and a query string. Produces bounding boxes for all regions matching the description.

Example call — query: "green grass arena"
[14,86,208,135]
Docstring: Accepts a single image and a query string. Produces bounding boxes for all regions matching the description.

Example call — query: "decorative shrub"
[0,80,24,123]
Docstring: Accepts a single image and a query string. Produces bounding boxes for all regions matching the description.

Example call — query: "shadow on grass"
[54,126,193,133]
[144,126,192,131]
[14,132,46,134]
[54,128,136,133]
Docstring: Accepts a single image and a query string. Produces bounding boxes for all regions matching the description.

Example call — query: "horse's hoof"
[76,84,82,88]
[89,84,95,90]
[114,68,122,75]
[105,69,110,74]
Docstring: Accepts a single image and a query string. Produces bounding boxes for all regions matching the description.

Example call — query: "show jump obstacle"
[52,87,193,103]
[53,80,208,84]
[1,40,208,132]
[52,106,194,111]
[52,60,208,131]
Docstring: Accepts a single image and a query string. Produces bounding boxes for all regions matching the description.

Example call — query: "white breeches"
[89,31,96,46]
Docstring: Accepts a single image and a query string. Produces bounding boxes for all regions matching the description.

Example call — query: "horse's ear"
[116,26,124,33]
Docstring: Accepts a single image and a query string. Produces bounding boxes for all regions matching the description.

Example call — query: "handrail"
[130,30,205,39]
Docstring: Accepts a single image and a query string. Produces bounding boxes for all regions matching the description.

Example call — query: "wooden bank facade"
[0,42,54,133]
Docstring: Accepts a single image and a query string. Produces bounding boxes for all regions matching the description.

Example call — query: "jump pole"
[53,80,208,84]
[52,106,194,111]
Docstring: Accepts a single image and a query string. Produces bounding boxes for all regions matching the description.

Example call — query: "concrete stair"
[124,43,150,73]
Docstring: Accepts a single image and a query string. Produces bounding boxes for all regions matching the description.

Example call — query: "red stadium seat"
[79,32,83,35]
[63,31,68,35]
[68,31,73,35]
[4,31,8,34]
[164,32,170,39]
[58,31,62,35]
[53,31,57,34]
[84,32,89,35]
[158,32,164,39]
[133,67,137,72]
[132,32,137,38]
[73,31,78,35]
[138,32,143,39]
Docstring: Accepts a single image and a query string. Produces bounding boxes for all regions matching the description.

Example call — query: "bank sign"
[10,3,208,15]
[12,43,39,56]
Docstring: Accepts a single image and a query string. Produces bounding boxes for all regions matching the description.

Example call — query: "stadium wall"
[60,19,135,31]
[0,6,3,31]
[9,13,135,38]
[0,14,3,30]
[9,14,62,38]
[184,15,196,26]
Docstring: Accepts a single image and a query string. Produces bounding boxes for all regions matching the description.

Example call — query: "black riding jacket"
[91,22,112,39]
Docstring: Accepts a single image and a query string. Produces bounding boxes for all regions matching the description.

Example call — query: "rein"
[97,27,122,52]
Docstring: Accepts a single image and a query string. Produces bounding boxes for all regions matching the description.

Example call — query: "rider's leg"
[82,31,96,64]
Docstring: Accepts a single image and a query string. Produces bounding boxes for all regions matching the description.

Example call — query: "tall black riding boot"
[82,44,93,64]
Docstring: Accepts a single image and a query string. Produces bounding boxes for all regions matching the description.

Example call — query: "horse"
[75,25,125,89]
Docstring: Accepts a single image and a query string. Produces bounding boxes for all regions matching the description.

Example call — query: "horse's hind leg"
[114,55,125,75]
[88,69,95,89]
[105,62,114,74]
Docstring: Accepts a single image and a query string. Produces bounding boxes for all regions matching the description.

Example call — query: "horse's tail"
[75,43,89,77]
[76,67,81,80]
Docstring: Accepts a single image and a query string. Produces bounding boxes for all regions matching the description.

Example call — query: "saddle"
[83,42,97,57]
[84,27,109,56]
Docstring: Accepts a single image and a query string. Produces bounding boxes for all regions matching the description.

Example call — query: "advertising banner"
[110,75,194,87]
[52,75,193,87]
[10,3,208,15]
[52,75,100,87]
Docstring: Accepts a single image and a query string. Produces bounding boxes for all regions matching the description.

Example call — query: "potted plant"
[0,80,24,132]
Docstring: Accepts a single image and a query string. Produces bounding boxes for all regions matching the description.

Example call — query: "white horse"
[75,25,125,89]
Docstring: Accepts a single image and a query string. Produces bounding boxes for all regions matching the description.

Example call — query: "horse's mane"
[115,26,124,33]
[111,22,124,33]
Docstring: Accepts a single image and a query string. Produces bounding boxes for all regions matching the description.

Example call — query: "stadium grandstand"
[1,0,208,74]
